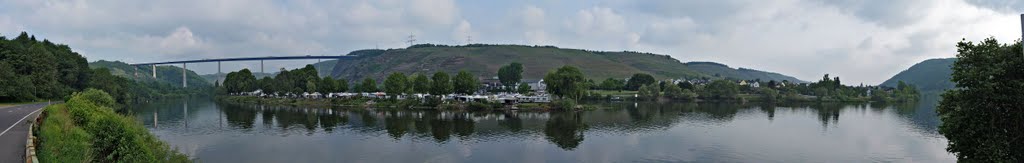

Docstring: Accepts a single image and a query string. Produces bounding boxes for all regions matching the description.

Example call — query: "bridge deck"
[130,55,356,66]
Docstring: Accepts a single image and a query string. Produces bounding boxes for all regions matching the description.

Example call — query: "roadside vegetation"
[36,89,190,162]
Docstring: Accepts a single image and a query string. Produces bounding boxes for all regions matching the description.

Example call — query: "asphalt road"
[0,102,48,163]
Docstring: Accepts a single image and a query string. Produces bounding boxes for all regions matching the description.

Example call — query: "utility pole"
[1020,14,1023,56]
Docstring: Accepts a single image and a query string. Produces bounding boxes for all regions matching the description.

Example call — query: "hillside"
[880,58,956,93]
[89,60,212,88]
[327,45,802,82]
[684,62,805,82]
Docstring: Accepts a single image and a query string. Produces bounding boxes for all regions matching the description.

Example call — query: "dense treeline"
[220,65,348,95]
[0,32,91,102]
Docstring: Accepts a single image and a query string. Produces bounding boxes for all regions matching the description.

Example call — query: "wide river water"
[128,95,955,162]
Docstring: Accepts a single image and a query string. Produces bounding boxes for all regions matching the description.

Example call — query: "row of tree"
[219,64,494,97]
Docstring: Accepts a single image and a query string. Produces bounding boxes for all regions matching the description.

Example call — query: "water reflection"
[129,98,953,162]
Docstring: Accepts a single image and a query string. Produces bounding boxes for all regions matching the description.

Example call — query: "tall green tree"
[430,72,453,95]
[498,62,524,92]
[358,78,378,92]
[625,73,655,91]
[452,71,479,95]
[411,74,431,94]
[337,79,349,93]
[544,66,586,101]
[319,77,336,93]
[384,72,408,97]
[937,37,1023,162]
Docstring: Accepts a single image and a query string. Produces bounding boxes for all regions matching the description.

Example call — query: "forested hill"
[89,60,211,88]
[880,58,956,93]
[684,62,806,83]
[328,44,803,82]
[0,32,91,102]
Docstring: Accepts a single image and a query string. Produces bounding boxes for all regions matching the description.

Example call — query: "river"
[128,95,955,162]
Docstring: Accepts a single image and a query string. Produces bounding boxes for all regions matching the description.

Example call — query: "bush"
[38,89,190,162]
[556,99,577,110]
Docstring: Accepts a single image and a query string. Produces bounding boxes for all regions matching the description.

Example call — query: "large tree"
[357,78,378,93]
[624,73,655,91]
[498,62,524,92]
[411,74,431,94]
[937,37,1023,162]
[430,72,453,95]
[384,72,408,97]
[452,71,479,95]
[544,66,586,101]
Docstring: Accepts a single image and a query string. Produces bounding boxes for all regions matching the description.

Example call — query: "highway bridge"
[129,55,357,87]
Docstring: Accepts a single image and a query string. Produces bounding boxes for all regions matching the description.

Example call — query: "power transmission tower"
[406,35,416,47]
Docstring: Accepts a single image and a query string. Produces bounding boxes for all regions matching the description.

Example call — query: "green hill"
[89,60,211,88]
[684,62,805,82]
[327,45,802,82]
[880,58,956,93]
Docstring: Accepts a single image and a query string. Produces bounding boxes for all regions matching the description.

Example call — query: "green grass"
[36,89,190,162]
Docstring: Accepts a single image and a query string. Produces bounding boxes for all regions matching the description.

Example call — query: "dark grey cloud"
[965,0,1024,13]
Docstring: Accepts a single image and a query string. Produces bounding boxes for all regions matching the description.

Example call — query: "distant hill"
[684,62,806,83]
[89,60,212,88]
[326,44,802,83]
[880,58,956,93]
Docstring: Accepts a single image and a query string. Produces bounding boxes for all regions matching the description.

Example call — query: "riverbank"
[34,89,190,162]
[216,96,562,110]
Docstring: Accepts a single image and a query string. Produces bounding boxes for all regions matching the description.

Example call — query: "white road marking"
[0,105,44,137]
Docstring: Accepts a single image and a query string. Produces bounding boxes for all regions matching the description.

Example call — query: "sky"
[0,0,1021,85]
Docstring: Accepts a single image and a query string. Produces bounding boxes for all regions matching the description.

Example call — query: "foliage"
[544,66,586,101]
[597,78,625,91]
[430,72,453,95]
[498,62,524,92]
[624,73,655,91]
[384,72,408,97]
[38,89,190,162]
[703,80,739,100]
[937,37,1023,162]
[663,83,684,100]
[637,84,660,100]
[0,32,91,102]
[223,69,258,93]
[410,74,431,94]
[452,71,479,94]
[357,77,379,92]
[517,83,532,94]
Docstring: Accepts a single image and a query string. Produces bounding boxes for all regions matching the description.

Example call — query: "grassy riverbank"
[36,89,189,162]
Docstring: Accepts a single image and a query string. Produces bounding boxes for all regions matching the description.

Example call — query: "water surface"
[129,96,954,162]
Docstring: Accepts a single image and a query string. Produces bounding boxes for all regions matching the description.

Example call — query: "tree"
[224,69,257,93]
[937,37,1023,162]
[517,83,532,94]
[663,84,683,99]
[319,77,336,93]
[452,71,479,95]
[337,79,349,92]
[498,62,523,92]
[357,78,378,93]
[625,73,655,91]
[704,80,739,100]
[411,74,431,94]
[543,66,586,101]
[598,78,625,91]
[430,72,453,95]
[384,72,408,97]
[637,84,659,100]
[677,81,694,90]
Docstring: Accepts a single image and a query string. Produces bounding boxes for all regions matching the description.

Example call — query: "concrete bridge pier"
[152,64,157,78]
[182,63,187,88]
[261,60,264,74]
